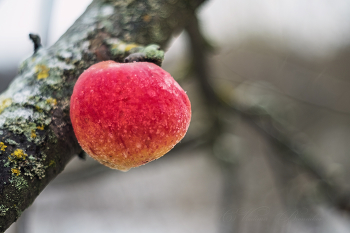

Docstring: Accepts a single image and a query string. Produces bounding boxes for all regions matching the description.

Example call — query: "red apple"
[70,61,191,171]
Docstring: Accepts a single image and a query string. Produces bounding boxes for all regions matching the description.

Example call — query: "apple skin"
[70,61,191,171]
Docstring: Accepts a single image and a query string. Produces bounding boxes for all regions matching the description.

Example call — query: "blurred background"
[2,0,350,232]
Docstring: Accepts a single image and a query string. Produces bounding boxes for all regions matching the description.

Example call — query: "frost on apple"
[70,61,191,171]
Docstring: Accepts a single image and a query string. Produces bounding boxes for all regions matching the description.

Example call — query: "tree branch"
[0,0,205,231]
[185,13,350,215]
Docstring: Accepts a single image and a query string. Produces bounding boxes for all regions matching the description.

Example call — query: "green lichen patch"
[4,116,32,135]
[142,44,164,61]
[0,205,9,216]
[5,139,19,146]
[23,155,47,179]
[35,101,52,113]
[4,117,42,143]
[107,39,164,64]
[13,204,22,217]
[6,149,47,179]
[27,96,57,114]
[23,123,38,141]
[9,175,28,191]
[2,96,54,144]
[33,111,52,127]
[41,66,70,91]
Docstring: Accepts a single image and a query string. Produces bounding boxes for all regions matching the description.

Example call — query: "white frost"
[0,108,33,127]
[101,5,114,17]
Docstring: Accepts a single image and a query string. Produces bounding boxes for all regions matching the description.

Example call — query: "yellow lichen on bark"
[46,98,57,106]
[0,142,7,151]
[11,149,27,160]
[35,64,50,80]
[125,43,139,52]
[0,98,12,114]
[31,130,37,139]
[11,168,20,176]
[37,125,45,130]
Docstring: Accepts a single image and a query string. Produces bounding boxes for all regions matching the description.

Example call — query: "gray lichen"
[9,176,28,191]
[5,149,47,179]
[5,139,18,146]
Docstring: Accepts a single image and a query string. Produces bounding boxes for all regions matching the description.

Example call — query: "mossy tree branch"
[0,0,205,231]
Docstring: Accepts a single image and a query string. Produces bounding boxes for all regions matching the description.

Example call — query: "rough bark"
[0,0,205,231]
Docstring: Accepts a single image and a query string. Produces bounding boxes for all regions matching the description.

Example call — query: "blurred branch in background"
[186,12,350,232]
